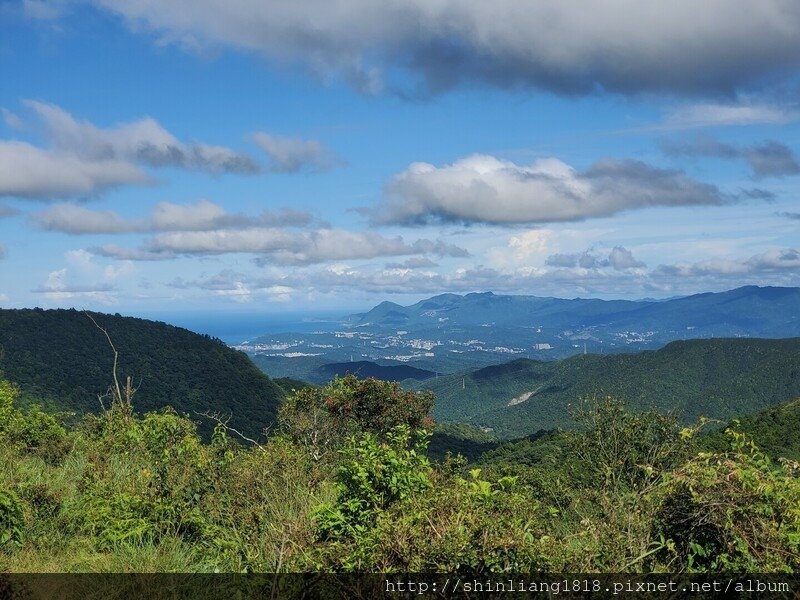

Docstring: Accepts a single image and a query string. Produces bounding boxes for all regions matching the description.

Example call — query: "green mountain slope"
[419,338,800,439]
[0,308,285,438]
[701,397,800,461]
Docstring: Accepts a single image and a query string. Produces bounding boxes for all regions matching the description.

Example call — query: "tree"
[279,375,435,462]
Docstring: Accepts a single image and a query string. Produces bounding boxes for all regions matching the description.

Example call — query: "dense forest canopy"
[0,308,285,438]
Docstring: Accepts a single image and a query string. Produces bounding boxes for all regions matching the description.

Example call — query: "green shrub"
[279,375,435,464]
[657,429,800,572]
[0,490,24,550]
[0,377,70,463]
[314,425,432,541]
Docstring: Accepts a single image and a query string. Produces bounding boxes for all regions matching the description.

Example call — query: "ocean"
[133,310,349,345]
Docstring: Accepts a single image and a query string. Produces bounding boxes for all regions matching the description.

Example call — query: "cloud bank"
[75,1,800,96]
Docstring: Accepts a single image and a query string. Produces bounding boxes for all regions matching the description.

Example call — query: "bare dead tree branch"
[85,312,125,407]
[195,410,266,450]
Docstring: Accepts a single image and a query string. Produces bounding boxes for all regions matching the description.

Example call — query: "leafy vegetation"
[1,370,797,574]
[0,308,286,438]
[701,398,800,461]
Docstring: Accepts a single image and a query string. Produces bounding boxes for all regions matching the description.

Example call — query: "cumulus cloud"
[32,200,313,234]
[169,269,294,303]
[662,134,800,178]
[374,154,728,226]
[253,133,345,173]
[0,101,259,200]
[0,140,151,200]
[31,268,117,303]
[77,1,800,96]
[608,246,646,270]
[545,246,645,271]
[27,101,259,174]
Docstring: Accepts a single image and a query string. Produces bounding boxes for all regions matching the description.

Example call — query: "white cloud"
[385,257,439,269]
[32,199,314,234]
[375,154,728,225]
[1,109,24,130]
[147,227,462,264]
[82,1,800,96]
[608,246,646,270]
[169,270,296,303]
[0,101,260,201]
[27,100,259,174]
[167,241,800,302]
[0,140,150,200]
[544,246,646,271]
[655,248,800,277]
[664,103,798,128]
[84,218,468,264]
[253,133,345,173]
[34,204,142,233]
[32,267,118,304]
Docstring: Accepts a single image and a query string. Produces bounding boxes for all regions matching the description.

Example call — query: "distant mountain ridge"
[246,285,800,382]
[417,337,800,439]
[0,308,285,438]
[318,361,435,381]
[348,286,800,337]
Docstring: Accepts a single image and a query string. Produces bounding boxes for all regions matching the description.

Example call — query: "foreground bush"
[0,374,797,574]
[657,429,800,572]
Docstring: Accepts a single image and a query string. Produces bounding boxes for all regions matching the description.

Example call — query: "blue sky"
[1,1,799,314]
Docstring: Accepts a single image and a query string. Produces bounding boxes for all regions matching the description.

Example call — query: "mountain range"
[348,285,800,337]
[245,285,800,382]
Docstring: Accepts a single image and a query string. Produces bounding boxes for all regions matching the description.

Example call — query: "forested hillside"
[0,308,285,438]
[701,397,800,461]
[420,337,800,438]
